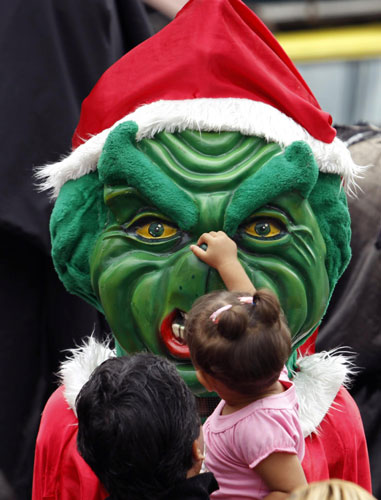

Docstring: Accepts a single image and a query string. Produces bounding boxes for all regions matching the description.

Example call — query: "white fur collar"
[59,336,115,416]
[293,350,355,437]
[60,338,354,436]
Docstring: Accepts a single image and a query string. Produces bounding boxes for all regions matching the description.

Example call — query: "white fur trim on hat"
[36,98,366,199]
[59,337,354,435]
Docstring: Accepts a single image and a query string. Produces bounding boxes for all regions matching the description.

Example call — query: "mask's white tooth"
[179,325,185,340]
[179,311,188,320]
[172,323,180,338]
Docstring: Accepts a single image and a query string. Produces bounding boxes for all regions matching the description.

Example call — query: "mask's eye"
[135,220,178,240]
[244,218,285,240]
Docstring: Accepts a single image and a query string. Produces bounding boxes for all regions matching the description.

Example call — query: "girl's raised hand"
[190,231,238,270]
[190,231,255,294]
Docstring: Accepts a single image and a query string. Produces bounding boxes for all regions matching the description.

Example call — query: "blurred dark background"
[0,1,152,498]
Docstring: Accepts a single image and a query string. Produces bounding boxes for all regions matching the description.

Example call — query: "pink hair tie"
[210,297,255,324]
[210,304,232,323]
[238,296,254,305]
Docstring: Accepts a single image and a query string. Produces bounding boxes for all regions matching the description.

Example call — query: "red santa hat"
[38,0,363,197]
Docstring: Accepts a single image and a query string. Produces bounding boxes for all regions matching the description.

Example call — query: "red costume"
[32,386,107,500]
[32,342,371,499]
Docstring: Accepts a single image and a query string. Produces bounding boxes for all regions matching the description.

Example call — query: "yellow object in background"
[276,24,381,62]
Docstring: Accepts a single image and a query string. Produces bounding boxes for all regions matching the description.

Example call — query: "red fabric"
[298,328,318,356]
[32,386,108,500]
[73,0,335,149]
[33,385,371,498]
[302,386,372,492]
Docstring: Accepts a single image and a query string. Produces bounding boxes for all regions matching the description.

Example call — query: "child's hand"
[190,231,256,294]
[190,231,238,271]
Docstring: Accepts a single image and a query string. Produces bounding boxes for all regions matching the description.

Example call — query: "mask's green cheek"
[96,260,163,354]
[241,256,308,334]
[90,235,172,354]
[237,196,330,349]
[241,249,328,349]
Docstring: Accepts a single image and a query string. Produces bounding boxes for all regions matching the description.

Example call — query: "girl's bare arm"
[255,452,307,500]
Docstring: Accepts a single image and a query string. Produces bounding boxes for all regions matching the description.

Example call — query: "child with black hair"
[76,353,219,500]
[187,231,307,500]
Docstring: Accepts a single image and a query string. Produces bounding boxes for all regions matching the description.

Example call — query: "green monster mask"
[50,122,351,394]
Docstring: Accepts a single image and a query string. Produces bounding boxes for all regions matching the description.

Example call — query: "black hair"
[76,353,200,500]
[185,289,291,396]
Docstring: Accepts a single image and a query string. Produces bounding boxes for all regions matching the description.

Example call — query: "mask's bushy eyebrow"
[97,121,198,230]
[224,141,319,235]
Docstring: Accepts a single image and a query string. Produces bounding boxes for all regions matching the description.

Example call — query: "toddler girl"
[186,231,307,500]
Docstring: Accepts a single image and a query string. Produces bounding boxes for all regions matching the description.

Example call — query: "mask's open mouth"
[160,309,190,359]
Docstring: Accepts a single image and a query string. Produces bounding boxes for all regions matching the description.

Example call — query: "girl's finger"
[197,232,213,245]
[190,244,206,259]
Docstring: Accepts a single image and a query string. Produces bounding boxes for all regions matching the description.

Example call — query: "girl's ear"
[196,369,215,392]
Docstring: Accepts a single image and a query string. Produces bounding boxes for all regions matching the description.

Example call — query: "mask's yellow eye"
[244,219,284,239]
[136,221,178,240]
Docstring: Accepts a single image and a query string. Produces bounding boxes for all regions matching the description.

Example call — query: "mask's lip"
[160,309,190,359]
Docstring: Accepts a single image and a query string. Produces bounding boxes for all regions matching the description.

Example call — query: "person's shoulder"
[240,404,302,447]
[232,407,301,468]
[163,472,219,499]
[37,385,78,442]
[42,386,75,420]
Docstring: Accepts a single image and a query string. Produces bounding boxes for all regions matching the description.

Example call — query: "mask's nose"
[166,248,225,312]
